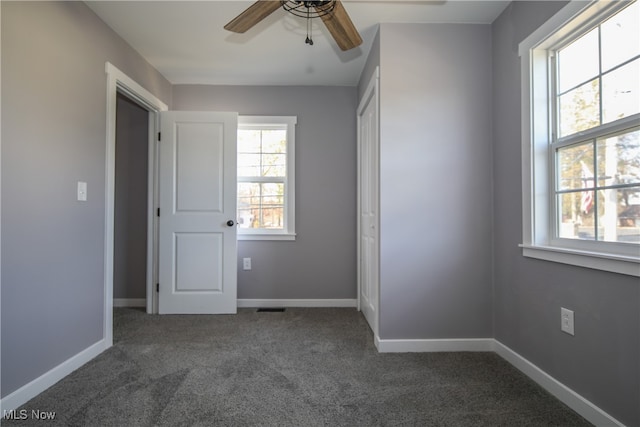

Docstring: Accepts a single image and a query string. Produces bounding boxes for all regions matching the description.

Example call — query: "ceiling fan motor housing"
[292,1,334,8]
[283,0,336,17]
[225,0,362,51]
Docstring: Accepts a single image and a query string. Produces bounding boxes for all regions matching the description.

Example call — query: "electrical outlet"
[561,307,575,336]
[243,257,252,271]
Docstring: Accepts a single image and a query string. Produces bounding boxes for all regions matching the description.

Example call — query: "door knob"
[226,220,235,227]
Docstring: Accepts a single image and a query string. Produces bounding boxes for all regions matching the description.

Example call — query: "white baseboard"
[375,337,494,353]
[113,298,146,307]
[0,340,107,415]
[493,340,624,427]
[237,299,357,308]
[0,318,623,427]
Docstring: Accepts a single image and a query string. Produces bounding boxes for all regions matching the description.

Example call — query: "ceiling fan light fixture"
[281,0,336,18]
[282,0,337,46]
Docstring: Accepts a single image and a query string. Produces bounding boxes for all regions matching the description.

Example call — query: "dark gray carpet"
[4,308,591,426]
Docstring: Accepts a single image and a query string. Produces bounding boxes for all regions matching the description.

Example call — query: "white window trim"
[237,116,297,241]
[519,0,640,277]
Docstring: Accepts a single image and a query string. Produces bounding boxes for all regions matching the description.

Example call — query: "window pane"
[238,128,288,178]
[558,79,600,138]
[237,182,284,229]
[238,130,262,153]
[262,207,284,229]
[261,130,287,154]
[238,182,259,228]
[261,183,284,203]
[597,129,640,187]
[260,183,284,229]
[557,143,594,191]
[602,59,640,124]
[557,28,599,93]
[238,153,261,177]
[261,154,286,177]
[601,2,640,72]
[558,191,595,240]
[597,186,640,243]
[237,207,254,228]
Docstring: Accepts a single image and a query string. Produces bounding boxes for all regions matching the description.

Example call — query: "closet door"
[357,67,379,335]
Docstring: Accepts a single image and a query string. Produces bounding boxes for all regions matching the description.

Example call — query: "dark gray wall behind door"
[492,2,639,425]
[172,85,357,300]
[1,1,171,398]
[114,94,149,300]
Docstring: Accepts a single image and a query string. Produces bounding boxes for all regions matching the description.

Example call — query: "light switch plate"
[77,181,87,201]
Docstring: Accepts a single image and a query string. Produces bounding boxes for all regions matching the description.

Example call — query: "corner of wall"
[0,340,108,414]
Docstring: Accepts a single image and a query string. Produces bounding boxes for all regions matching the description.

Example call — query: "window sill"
[519,244,639,277]
[238,233,296,242]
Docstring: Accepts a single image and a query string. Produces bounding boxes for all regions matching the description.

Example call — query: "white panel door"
[158,111,238,314]
[358,73,379,335]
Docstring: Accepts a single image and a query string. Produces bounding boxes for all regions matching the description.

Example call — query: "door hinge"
[156,283,159,293]
[157,208,160,217]
[158,132,161,141]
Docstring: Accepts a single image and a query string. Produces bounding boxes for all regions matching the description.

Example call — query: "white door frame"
[104,62,168,347]
[356,66,380,335]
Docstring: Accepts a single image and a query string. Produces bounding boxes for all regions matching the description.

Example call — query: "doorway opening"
[113,93,149,309]
[104,62,168,347]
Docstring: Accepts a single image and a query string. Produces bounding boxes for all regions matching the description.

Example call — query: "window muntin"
[237,116,296,240]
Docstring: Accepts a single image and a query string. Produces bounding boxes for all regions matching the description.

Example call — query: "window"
[237,116,296,240]
[520,0,639,276]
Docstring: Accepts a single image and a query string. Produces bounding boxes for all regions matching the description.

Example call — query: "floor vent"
[257,308,286,313]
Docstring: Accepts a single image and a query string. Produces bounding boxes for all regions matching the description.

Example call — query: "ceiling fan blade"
[315,1,363,51]
[224,1,282,33]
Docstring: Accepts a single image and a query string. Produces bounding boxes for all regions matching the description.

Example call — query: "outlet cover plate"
[561,307,575,336]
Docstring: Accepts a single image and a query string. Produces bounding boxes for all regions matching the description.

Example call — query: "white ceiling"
[86,1,510,86]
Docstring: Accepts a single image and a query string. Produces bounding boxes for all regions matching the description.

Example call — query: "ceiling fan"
[224,0,363,51]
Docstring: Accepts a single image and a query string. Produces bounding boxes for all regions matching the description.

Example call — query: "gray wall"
[1,1,171,397]
[377,24,494,339]
[357,26,380,101]
[114,94,149,300]
[3,2,637,424]
[492,3,640,426]
[172,85,357,300]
